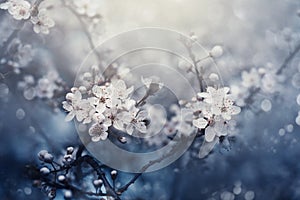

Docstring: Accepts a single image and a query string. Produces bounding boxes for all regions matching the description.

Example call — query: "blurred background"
[1,0,300,199]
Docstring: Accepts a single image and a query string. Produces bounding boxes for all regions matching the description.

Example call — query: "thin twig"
[117,137,185,194]
[181,41,205,92]
[276,42,300,75]
[62,1,102,63]
[72,155,120,199]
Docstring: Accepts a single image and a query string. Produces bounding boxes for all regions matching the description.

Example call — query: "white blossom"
[242,68,260,88]
[62,90,92,123]
[204,120,229,142]
[198,87,241,120]
[40,167,50,175]
[30,9,55,34]
[261,73,277,93]
[73,0,100,17]
[0,0,31,20]
[88,123,109,142]
[119,107,148,135]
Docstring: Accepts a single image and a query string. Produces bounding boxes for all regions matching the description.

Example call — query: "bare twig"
[181,41,206,92]
[276,42,300,75]
[72,155,120,199]
[62,1,102,63]
[117,138,185,194]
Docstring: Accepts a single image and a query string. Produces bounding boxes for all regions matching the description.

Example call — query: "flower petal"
[100,132,108,140]
[126,124,134,135]
[193,118,208,129]
[198,137,218,159]
[205,126,216,142]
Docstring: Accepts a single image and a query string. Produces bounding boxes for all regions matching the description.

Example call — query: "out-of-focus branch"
[62,1,102,63]
[276,42,300,75]
[117,141,180,194]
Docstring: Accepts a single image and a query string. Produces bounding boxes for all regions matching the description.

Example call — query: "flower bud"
[43,153,54,163]
[40,167,50,175]
[209,45,223,58]
[63,154,74,165]
[93,179,103,187]
[110,170,118,180]
[66,146,74,154]
[64,190,72,199]
[58,175,66,182]
[38,150,48,161]
[48,188,56,199]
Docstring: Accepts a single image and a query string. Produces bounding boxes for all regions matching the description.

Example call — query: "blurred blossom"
[72,0,100,17]
[16,108,25,120]
[292,73,300,89]
[242,68,260,88]
[261,99,272,112]
[0,83,9,98]
[244,191,255,200]
[209,45,223,58]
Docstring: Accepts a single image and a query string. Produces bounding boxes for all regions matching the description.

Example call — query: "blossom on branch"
[30,9,55,34]
[0,0,31,20]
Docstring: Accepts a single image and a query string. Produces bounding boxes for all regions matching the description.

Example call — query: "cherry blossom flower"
[261,73,277,93]
[88,123,109,142]
[204,119,229,142]
[62,90,92,123]
[63,71,150,141]
[30,9,55,34]
[198,87,241,120]
[91,84,113,108]
[15,43,33,67]
[35,71,63,99]
[73,0,100,17]
[110,79,134,106]
[0,0,31,20]
[6,39,33,70]
[119,107,148,135]
[241,68,260,88]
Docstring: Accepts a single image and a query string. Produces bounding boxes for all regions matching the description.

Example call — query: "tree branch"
[276,42,300,75]
[62,1,102,64]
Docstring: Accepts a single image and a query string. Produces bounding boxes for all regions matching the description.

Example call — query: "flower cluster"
[1,39,33,73]
[230,64,281,111]
[31,146,137,199]
[152,86,240,158]
[183,87,241,143]
[207,181,255,200]
[166,87,240,158]
[63,74,151,142]
[0,0,55,34]
[71,0,100,18]
[18,71,65,101]
[241,66,278,93]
